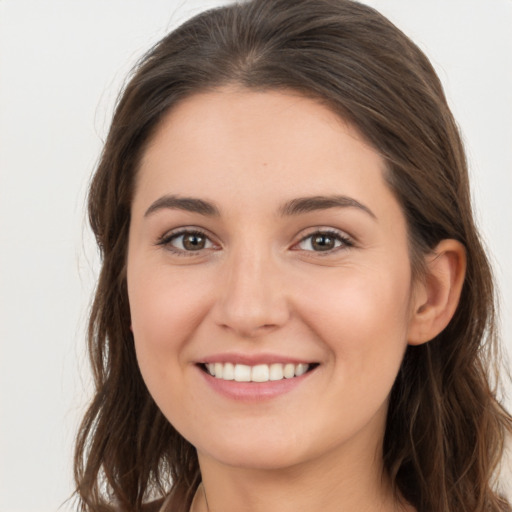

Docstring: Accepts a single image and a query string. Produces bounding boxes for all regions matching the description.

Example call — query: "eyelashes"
[156,229,217,254]
[156,227,353,257]
[295,229,353,253]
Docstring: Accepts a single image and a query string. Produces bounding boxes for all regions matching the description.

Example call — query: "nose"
[212,245,290,338]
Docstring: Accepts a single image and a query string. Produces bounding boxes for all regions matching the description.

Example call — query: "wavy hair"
[75,1,512,511]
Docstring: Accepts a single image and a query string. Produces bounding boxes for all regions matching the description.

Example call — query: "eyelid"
[292,227,354,253]
[156,227,220,255]
[155,226,353,256]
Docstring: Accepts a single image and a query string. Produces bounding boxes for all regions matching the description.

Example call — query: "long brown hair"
[75,1,512,511]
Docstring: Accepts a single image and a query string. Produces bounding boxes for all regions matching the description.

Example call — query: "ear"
[407,239,466,345]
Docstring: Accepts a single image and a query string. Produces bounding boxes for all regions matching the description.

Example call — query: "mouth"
[198,362,319,383]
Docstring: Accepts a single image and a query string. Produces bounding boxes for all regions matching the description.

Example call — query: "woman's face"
[127,88,420,471]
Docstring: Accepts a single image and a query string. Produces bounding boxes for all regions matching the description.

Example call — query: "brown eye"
[311,234,336,251]
[161,230,215,253]
[182,233,207,250]
[296,230,351,253]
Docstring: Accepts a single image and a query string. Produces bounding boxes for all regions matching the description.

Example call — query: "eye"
[158,229,216,254]
[295,230,352,252]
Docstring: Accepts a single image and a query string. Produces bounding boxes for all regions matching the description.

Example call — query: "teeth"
[223,362,235,380]
[234,364,251,382]
[205,362,312,382]
[295,363,308,377]
[251,364,269,382]
[283,363,295,379]
[269,363,283,381]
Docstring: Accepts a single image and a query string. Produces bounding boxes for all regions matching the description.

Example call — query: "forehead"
[134,87,397,220]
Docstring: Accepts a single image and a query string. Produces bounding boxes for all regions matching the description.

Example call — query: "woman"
[74,0,512,511]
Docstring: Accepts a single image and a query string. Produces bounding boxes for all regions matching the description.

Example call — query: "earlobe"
[407,239,467,345]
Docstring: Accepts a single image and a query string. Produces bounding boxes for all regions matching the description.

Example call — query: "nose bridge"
[215,239,288,336]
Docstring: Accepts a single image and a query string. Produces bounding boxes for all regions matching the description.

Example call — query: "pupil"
[313,234,334,251]
[183,234,205,250]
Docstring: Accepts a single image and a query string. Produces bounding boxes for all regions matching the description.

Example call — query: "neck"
[193,441,409,512]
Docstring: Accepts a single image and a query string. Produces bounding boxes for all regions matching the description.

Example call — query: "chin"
[203,446,304,471]
[194,427,320,472]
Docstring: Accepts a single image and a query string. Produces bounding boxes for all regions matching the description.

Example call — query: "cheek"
[127,263,217,436]
[127,262,212,377]
[297,265,412,372]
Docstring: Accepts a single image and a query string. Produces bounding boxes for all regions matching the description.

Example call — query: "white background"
[0,1,511,511]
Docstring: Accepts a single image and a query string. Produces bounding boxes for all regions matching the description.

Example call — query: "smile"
[203,362,314,382]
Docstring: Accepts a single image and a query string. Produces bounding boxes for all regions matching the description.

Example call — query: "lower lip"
[198,366,315,401]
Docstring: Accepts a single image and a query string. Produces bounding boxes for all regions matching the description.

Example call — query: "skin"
[127,88,465,512]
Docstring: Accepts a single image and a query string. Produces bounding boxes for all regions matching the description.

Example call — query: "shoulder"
[142,498,166,512]
[497,433,512,500]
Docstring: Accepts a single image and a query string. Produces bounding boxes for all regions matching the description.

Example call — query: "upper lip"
[199,353,317,366]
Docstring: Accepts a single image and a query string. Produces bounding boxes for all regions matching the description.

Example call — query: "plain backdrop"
[1,1,511,511]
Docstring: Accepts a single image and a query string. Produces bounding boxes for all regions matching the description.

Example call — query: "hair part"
[75,1,512,511]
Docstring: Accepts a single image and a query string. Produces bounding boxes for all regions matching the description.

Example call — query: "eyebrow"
[144,195,220,217]
[279,195,376,219]
[144,193,376,220]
